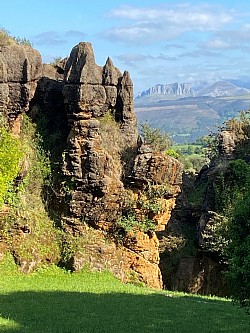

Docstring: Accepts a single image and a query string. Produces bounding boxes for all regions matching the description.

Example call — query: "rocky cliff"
[158,123,249,297]
[0,43,42,129]
[0,41,182,289]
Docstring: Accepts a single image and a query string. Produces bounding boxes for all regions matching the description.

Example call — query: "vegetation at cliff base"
[0,123,23,206]
[0,115,60,270]
[0,258,249,333]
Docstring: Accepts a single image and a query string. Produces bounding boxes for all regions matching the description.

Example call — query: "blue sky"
[2,0,250,93]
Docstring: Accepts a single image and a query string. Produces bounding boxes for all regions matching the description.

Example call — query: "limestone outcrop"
[0,44,42,130]
[1,41,234,295]
[61,43,137,225]
[0,41,183,288]
[54,42,182,288]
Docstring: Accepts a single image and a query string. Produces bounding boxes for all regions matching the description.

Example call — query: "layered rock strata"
[0,43,42,130]
[58,43,182,288]
[0,41,182,289]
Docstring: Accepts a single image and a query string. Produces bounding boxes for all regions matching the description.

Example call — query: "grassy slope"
[0,256,249,333]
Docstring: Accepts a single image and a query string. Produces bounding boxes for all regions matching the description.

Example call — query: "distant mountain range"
[136,82,195,99]
[135,80,250,102]
[197,81,250,97]
[135,80,250,143]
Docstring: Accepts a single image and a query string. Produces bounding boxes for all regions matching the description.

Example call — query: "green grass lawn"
[0,255,249,333]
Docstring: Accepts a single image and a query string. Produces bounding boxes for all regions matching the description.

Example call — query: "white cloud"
[202,24,250,51]
[203,39,231,49]
[32,30,86,46]
[109,4,233,28]
[180,49,221,58]
[101,3,236,44]
[32,31,66,46]
[115,53,178,66]
[65,30,86,39]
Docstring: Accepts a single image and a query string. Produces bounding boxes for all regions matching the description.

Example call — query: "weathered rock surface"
[56,42,182,288]
[158,148,230,296]
[218,130,236,158]
[68,227,162,289]
[0,41,182,289]
[166,255,228,296]
[0,44,42,127]
[61,43,137,228]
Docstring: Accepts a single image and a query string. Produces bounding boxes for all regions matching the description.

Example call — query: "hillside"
[135,80,250,143]
[197,80,250,97]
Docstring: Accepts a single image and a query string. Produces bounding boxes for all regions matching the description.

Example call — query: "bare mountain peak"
[137,82,195,99]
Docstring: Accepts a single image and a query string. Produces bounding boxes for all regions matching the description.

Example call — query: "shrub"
[166,148,180,159]
[0,28,13,46]
[214,159,250,216]
[50,57,63,67]
[117,214,155,233]
[140,123,171,152]
[116,182,170,237]
[0,28,32,47]
[13,36,32,47]
[200,212,229,261]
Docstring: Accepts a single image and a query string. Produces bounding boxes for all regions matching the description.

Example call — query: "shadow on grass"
[0,291,249,333]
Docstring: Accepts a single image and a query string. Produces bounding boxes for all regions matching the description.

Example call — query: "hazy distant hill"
[197,81,250,97]
[135,80,250,143]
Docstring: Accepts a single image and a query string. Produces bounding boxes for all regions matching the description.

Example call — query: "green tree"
[227,193,250,309]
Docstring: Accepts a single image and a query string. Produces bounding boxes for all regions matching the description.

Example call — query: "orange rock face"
[56,43,183,288]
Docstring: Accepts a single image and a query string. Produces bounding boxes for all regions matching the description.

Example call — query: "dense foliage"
[204,112,250,309]
[0,122,23,206]
[0,115,60,268]
[227,194,250,308]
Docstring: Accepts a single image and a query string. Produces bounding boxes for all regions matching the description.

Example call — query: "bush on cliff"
[0,28,32,47]
[140,123,171,152]
[206,158,250,308]
[200,113,250,309]
[0,122,23,207]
